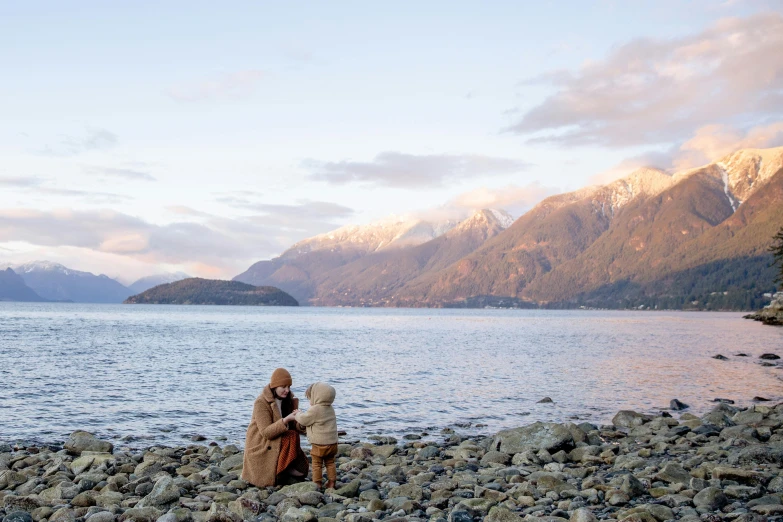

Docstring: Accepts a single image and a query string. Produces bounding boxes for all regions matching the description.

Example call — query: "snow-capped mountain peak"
[13,260,92,277]
[592,167,673,219]
[283,215,459,259]
[714,146,783,211]
[488,208,515,229]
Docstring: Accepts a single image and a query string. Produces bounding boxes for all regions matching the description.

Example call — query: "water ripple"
[1,303,782,447]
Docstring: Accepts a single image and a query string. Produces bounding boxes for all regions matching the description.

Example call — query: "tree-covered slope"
[124,278,298,306]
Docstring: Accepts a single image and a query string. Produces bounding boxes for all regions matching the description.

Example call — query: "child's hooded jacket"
[295,382,338,445]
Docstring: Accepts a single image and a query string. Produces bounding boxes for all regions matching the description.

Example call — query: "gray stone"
[728,444,783,466]
[620,474,647,498]
[3,513,33,522]
[654,462,691,485]
[692,487,728,510]
[733,410,764,426]
[388,483,424,500]
[485,506,524,522]
[481,450,511,465]
[136,476,180,508]
[569,508,597,522]
[712,466,769,486]
[612,411,652,428]
[49,507,76,522]
[606,489,630,506]
[117,507,163,522]
[85,512,115,522]
[417,446,440,459]
[64,431,114,455]
[218,453,243,472]
[280,507,317,522]
[494,422,575,454]
[334,479,360,498]
[278,482,318,495]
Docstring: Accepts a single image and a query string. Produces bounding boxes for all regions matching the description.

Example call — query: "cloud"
[214,190,265,209]
[448,183,556,215]
[0,175,130,202]
[674,121,783,169]
[0,208,266,270]
[588,150,677,185]
[0,176,43,187]
[0,199,356,278]
[167,70,266,102]
[590,120,783,184]
[166,206,215,219]
[85,166,156,182]
[507,13,783,147]
[38,127,118,157]
[305,152,532,188]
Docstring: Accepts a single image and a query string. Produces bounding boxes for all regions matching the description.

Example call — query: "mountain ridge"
[234,146,783,310]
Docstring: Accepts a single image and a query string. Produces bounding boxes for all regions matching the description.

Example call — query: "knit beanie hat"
[270,368,292,388]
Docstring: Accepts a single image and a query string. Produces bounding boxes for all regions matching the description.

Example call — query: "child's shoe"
[325,480,336,490]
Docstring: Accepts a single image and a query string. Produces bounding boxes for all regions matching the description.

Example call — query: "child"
[295,382,338,489]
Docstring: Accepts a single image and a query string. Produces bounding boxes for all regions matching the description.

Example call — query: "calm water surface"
[1,303,782,448]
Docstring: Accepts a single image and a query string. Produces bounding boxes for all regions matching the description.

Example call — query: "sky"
[1,0,782,283]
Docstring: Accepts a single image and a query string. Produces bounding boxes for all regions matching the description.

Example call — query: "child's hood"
[308,382,336,406]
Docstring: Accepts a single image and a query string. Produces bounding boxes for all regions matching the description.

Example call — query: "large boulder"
[728,444,783,466]
[693,487,729,511]
[612,411,652,428]
[135,476,180,508]
[64,431,113,455]
[493,422,575,454]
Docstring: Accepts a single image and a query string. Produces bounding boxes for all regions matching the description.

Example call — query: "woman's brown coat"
[241,385,301,487]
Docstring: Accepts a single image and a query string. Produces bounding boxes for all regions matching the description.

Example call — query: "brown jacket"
[295,382,338,446]
[241,385,300,487]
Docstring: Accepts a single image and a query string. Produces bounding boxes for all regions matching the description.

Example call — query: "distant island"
[124,278,299,306]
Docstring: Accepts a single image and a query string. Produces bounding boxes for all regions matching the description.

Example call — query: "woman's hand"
[283,409,299,424]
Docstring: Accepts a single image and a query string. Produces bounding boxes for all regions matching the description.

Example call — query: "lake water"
[1,303,782,449]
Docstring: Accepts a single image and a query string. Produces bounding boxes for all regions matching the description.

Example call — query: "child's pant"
[310,443,338,485]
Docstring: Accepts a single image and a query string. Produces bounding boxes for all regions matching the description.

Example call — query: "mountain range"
[235,146,783,310]
[0,268,46,302]
[0,262,190,303]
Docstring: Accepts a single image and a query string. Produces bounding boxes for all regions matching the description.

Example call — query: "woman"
[242,368,309,487]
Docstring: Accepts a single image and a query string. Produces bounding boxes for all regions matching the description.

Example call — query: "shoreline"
[3,403,783,522]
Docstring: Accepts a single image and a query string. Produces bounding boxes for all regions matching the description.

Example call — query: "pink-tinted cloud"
[674,122,783,169]
[305,152,531,188]
[508,13,783,147]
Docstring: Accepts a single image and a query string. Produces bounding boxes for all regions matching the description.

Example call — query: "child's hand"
[284,410,299,423]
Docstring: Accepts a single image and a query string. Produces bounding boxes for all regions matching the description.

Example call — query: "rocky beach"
[745,293,783,327]
[3,401,783,522]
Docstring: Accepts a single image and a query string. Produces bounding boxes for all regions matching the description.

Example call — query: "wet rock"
[693,487,729,510]
[117,507,162,522]
[485,506,524,521]
[760,353,780,360]
[135,476,180,508]
[712,466,769,486]
[49,507,76,522]
[620,474,647,498]
[538,397,554,404]
[728,444,783,466]
[64,431,113,455]
[712,355,729,360]
[494,422,575,454]
[3,513,34,522]
[654,462,691,485]
[334,479,361,498]
[612,411,651,428]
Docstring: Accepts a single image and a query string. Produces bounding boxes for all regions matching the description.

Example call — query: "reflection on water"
[1,303,782,447]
